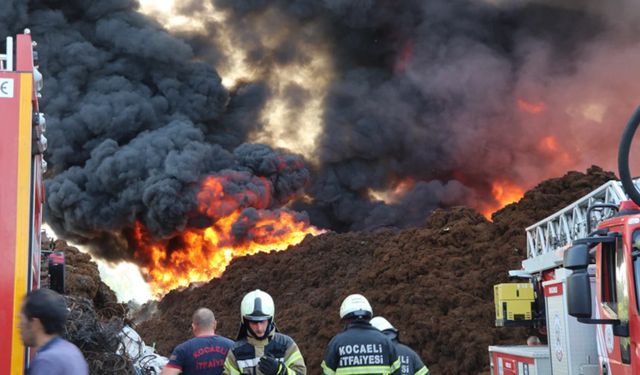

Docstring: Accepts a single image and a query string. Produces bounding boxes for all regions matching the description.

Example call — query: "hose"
[618,106,640,205]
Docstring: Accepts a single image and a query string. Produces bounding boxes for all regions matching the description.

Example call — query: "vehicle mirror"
[613,322,630,337]
[564,244,589,270]
[567,271,591,318]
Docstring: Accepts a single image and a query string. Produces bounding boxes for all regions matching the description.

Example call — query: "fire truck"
[0,30,48,374]
[489,108,640,375]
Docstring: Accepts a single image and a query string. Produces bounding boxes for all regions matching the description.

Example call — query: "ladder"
[521,179,640,274]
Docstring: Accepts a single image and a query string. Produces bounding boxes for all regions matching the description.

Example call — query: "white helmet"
[340,294,373,320]
[241,289,275,322]
[370,316,398,333]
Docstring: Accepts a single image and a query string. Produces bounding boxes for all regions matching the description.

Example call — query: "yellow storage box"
[494,283,535,327]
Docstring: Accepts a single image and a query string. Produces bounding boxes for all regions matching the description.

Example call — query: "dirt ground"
[134,166,615,374]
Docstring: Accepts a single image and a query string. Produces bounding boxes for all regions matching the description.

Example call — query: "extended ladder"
[521,179,640,273]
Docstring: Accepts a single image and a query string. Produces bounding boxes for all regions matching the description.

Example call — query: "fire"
[369,178,416,203]
[517,98,545,114]
[480,179,525,219]
[132,175,324,298]
[538,135,573,166]
[539,135,558,152]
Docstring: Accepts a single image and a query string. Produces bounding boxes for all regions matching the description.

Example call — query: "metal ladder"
[521,179,640,273]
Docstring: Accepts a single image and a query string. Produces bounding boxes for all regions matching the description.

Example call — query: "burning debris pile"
[4,0,639,301]
[64,296,136,375]
[138,166,615,374]
[59,242,120,310]
[52,242,165,374]
[7,0,640,370]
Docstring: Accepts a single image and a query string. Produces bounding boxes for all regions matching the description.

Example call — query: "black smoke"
[186,0,640,229]
[5,0,640,263]
[5,0,304,260]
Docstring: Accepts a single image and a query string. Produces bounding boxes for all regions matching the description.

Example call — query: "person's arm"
[282,341,306,375]
[388,342,401,375]
[320,337,338,375]
[160,344,185,375]
[160,366,181,375]
[410,349,429,375]
[223,348,241,375]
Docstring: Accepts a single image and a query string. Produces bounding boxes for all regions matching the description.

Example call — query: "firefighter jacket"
[393,340,429,375]
[321,320,401,375]
[223,329,306,375]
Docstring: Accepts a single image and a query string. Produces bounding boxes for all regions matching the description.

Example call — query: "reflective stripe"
[335,365,392,374]
[390,358,401,372]
[237,357,260,369]
[415,366,429,375]
[284,350,302,367]
[224,359,241,375]
[321,361,336,375]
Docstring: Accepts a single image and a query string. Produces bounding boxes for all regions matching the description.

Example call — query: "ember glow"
[369,178,416,203]
[480,179,525,219]
[132,175,324,297]
[517,98,545,114]
[538,135,574,167]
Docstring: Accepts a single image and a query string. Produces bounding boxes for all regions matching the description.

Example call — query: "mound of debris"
[138,166,615,374]
[56,242,120,314]
[48,242,166,374]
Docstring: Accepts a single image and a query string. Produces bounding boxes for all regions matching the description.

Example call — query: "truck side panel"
[0,34,37,375]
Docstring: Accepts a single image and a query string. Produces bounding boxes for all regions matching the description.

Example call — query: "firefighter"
[321,294,400,375]
[161,308,233,375]
[223,289,306,375]
[370,316,429,375]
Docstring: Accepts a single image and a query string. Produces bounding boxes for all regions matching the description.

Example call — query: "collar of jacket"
[345,320,374,330]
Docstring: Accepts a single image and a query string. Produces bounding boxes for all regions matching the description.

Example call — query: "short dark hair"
[192,308,216,328]
[23,289,67,335]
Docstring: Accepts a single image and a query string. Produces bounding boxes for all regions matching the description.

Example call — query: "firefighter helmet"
[339,294,373,320]
[370,316,398,333]
[241,289,275,322]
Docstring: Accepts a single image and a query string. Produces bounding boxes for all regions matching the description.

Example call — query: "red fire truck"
[490,108,640,374]
[0,30,47,374]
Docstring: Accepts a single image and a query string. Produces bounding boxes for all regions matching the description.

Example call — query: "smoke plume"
[5,0,640,263]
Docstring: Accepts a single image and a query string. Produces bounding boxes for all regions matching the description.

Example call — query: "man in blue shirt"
[162,308,234,375]
[19,288,88,375]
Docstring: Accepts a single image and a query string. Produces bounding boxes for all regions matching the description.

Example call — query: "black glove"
[259,355,286,375]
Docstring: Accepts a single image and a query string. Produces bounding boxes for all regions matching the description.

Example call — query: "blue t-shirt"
[166,335,234,375]
[28,336,88,375]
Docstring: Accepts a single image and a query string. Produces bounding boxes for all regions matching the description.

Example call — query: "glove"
[259,355,286,375]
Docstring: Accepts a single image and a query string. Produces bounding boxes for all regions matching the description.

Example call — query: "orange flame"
[538,135,573,166]
[539,135,558,152]
[133,175,324,297]
[369,177,416,203]
[517,98,545,114]
[480,179,525,219]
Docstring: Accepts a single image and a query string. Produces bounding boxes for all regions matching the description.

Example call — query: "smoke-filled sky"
[4,0,640,262]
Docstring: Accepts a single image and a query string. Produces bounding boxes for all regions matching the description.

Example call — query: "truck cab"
[565,200,640,374]
[490,105,640,375]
